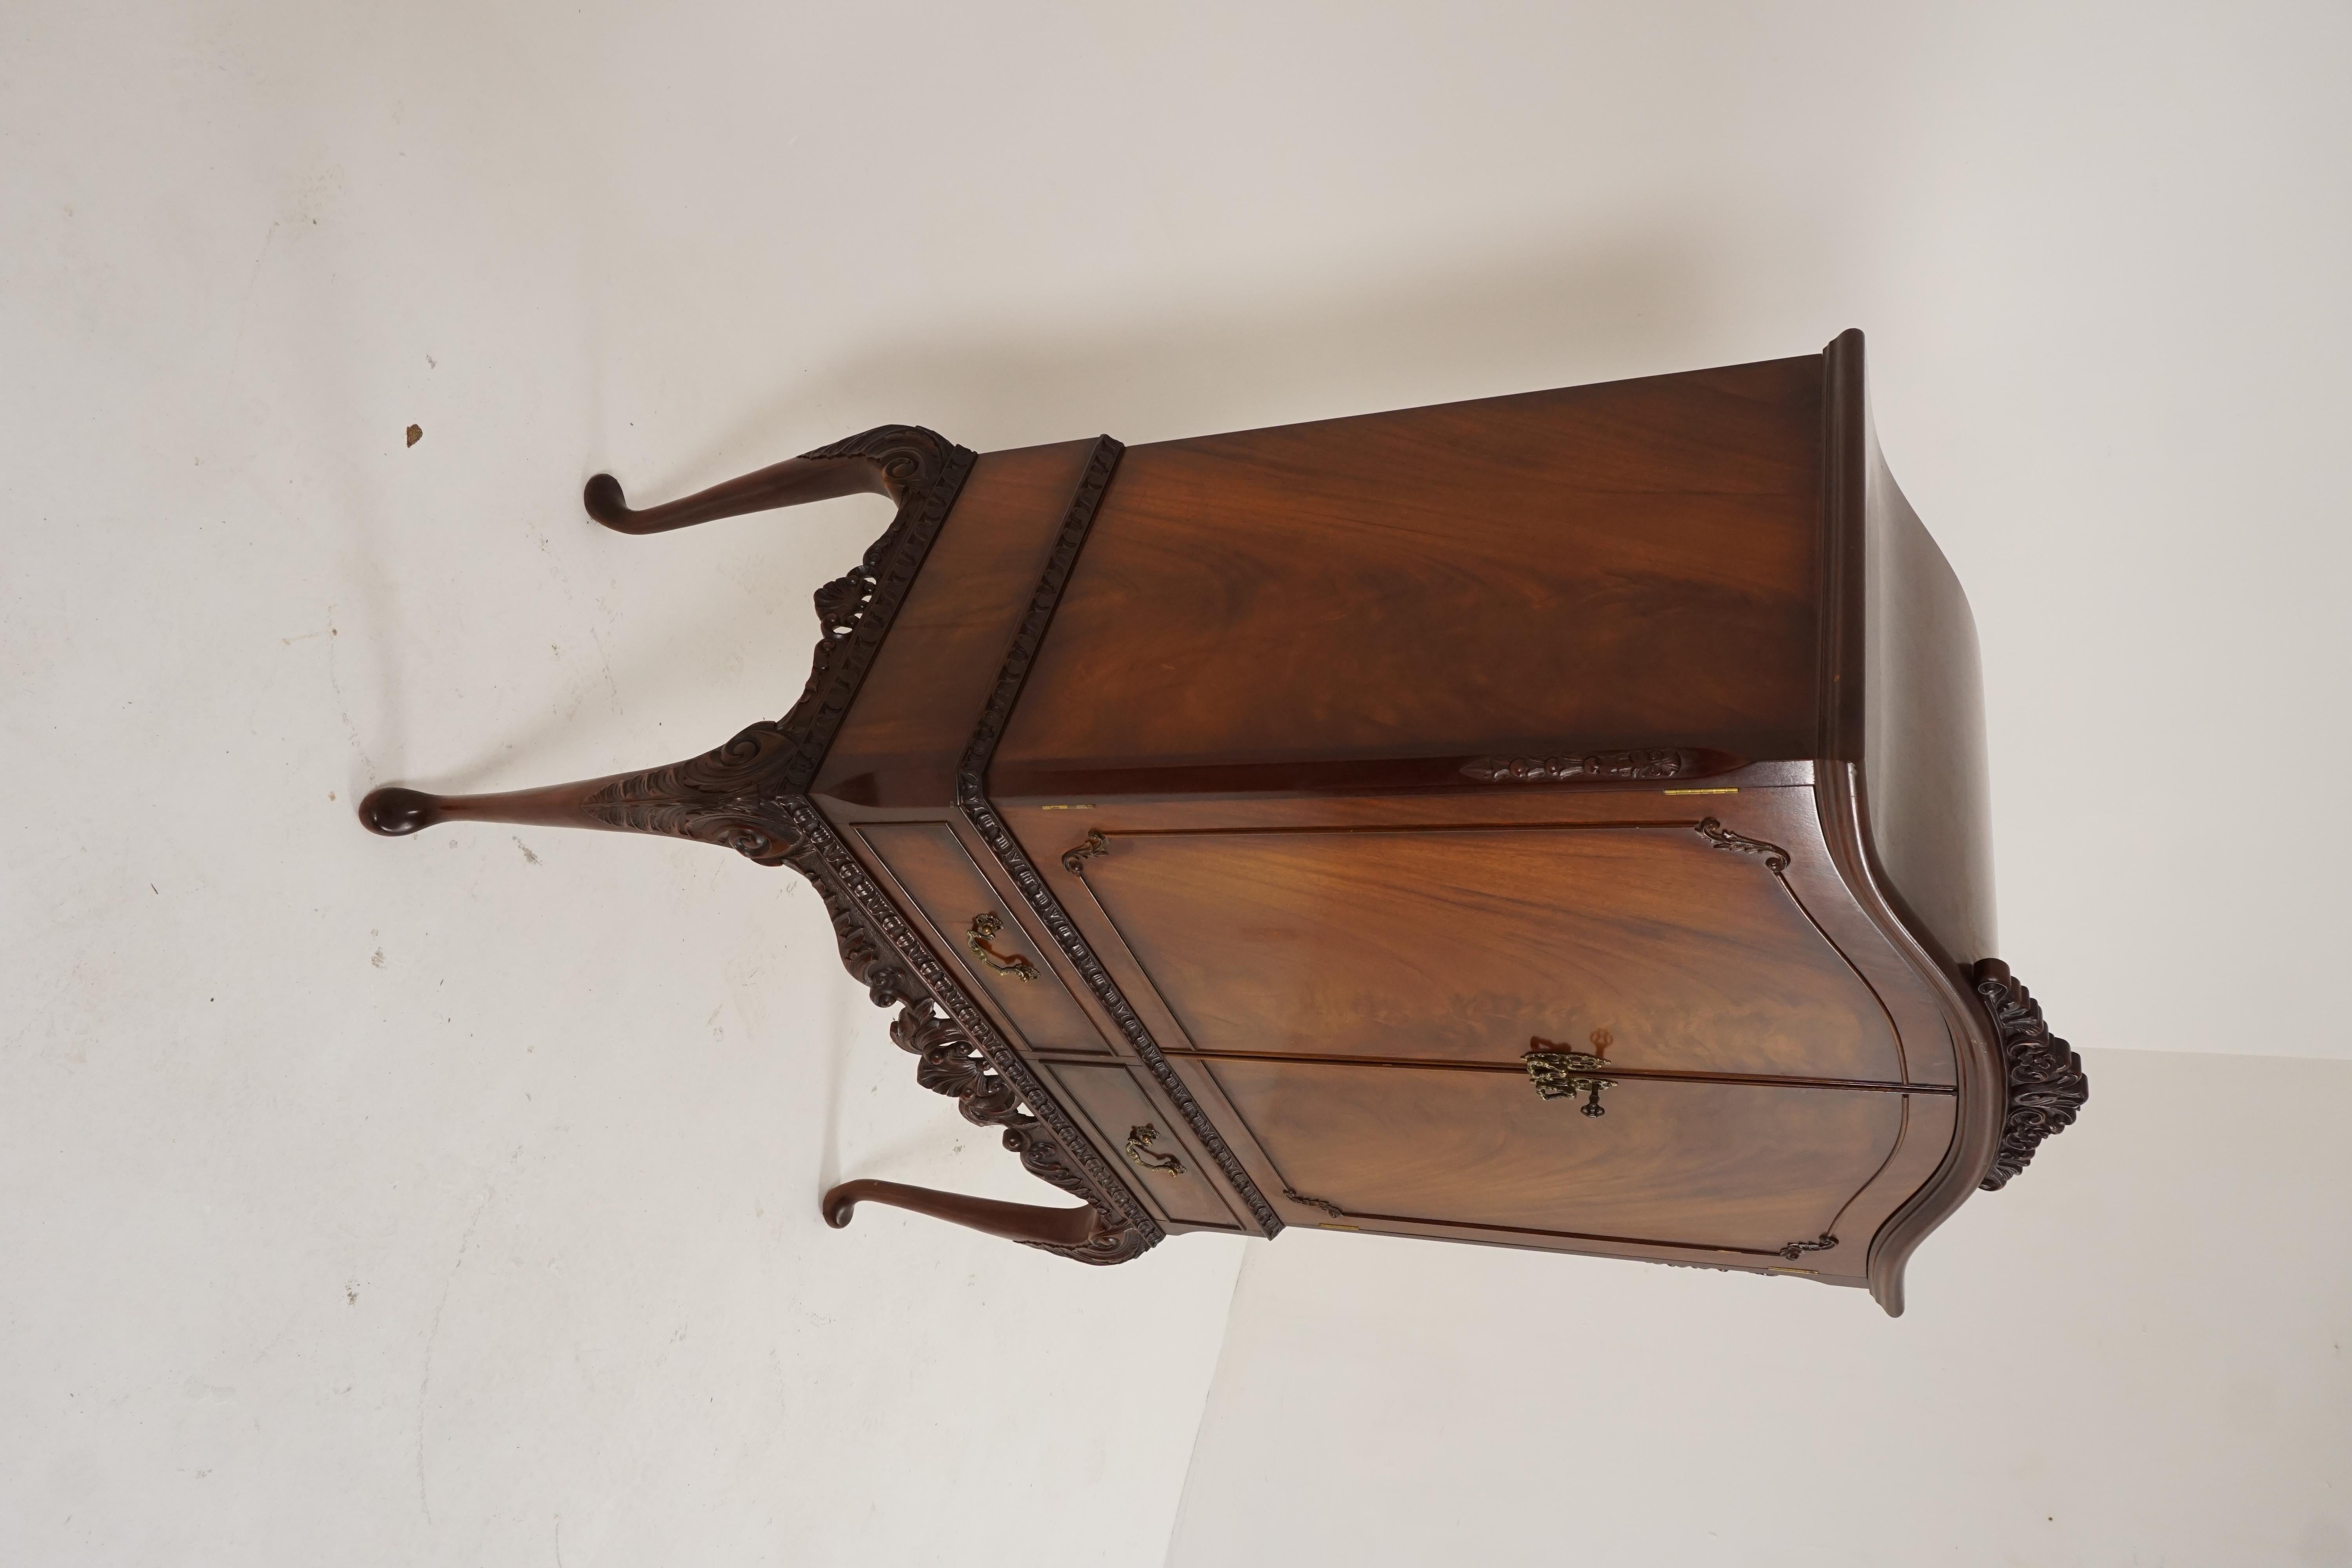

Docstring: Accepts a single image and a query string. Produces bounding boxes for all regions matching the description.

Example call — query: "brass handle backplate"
[1124,1123,1185,1177]
[967,912,1038,982]
[1525,1036,1616,1118]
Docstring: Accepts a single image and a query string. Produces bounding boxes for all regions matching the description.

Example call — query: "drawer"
[856,822,1111,1052]
[1038,1060,1241,1230]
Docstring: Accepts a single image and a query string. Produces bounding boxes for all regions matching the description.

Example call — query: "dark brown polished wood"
[1060,820,1908,1082]
[360,333,2085,1314]
[992,354,1827,791]
[821,1179,1117,1253]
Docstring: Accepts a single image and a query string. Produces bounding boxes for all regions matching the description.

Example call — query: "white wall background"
[3,2,2345,1564]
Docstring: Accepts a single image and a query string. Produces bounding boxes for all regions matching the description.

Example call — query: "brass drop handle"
[1525,1036,1617,1118]
[1124,1123,1185,1177]
[967,912,1038,982]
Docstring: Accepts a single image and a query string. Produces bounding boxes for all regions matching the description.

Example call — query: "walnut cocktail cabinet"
[361,330,2086,1316]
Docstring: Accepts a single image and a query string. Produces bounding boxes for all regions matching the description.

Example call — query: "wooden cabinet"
[362,330,2087,1314]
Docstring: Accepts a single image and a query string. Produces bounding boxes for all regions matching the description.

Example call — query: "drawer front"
[1039,1061,1241,1230]
[1202,1056,1904,1262]
[857,822,1111,1052]
[1066,822,1904,1083]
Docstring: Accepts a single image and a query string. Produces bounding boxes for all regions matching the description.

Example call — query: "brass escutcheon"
[1525,1034,1616,1118]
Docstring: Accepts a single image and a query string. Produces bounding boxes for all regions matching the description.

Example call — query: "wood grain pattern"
[1002,779,1956,1094]
[1810,762,2000,1314]
[995,355,1826,782]
[946,439,1289,1239]
[363,334,2070,1308]
[815,439,1100,809]
[1073,823,1904,1081]
[1828,329,1998,968]
[1844,1090,1956,1279]
[1203,1058,1902,1258]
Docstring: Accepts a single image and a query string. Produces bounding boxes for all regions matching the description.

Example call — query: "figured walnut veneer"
[360,332,2085,1315]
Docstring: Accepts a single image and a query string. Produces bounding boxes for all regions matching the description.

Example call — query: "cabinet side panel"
[1828,331,1996,965]
[998,358,1826,775]
[1864,452,1996,963]
[816,439,1098,808]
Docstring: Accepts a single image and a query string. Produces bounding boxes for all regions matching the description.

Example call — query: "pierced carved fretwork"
[778,797,1161,1258]
[775,426,973,793]
[884,999,1151,1263]
[1973,960,2089,1191]
[573,425,969,868]
[568,424,1157,1262]
[781,835,909,1009]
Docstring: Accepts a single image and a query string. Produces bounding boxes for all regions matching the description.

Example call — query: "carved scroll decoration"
[778,797,1162,1258]
[1973,961,2089,1192]
[570,428,969,1004]
[781,832,910,1009]
[579,425,971,857]
[1777,1235,1839,1261]
[953,436,1286,1239]
[568,427,966,1004]
[573,425,1158,1262]
[1061,829,1110,874]
[1463,749,1695,783]
[1693,816,1791,874]
[1282,1188,1345,1219]
[775,427,975,793]
[886,999,1151,1263]
[581,721,802,864]
[574,721,911,1007]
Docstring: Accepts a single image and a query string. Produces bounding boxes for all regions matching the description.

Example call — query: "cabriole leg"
[357,720,799,864]
[821,1180,1115,1252]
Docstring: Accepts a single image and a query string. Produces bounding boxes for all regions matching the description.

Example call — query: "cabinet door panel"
[1207,1058,1902,1257]
[1075,824,1902,1081]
